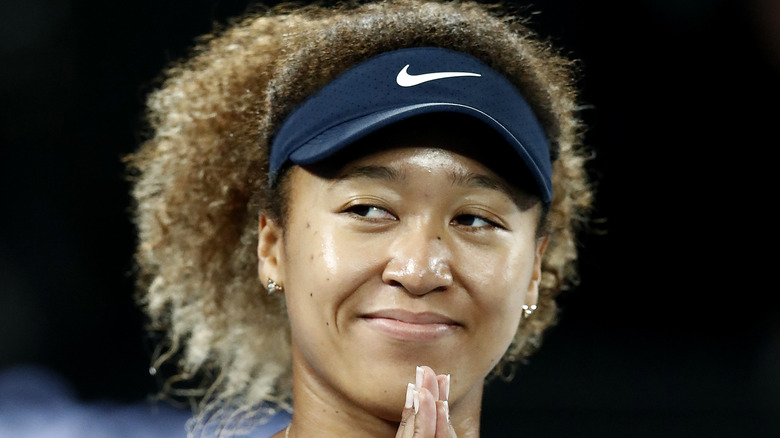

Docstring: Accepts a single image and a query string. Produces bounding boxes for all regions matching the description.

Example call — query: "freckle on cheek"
[306,222,311,228]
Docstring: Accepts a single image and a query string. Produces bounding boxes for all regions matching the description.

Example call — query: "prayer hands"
[395,366,457,438]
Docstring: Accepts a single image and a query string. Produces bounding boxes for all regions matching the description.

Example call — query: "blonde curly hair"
[126,0,593,427]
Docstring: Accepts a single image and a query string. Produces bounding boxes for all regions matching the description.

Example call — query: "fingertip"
[411,387,438,437]
[405,383,415,410]
[436,374,450,401]
[435,399,451,437]
[416,386,435,415]
[440,400,450,422]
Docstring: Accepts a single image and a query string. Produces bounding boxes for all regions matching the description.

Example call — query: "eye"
[451,214,501,229]
[344,204,396,220]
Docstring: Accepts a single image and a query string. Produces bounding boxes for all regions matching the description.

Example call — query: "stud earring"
[522,304,537,319]
[267,278,284,295]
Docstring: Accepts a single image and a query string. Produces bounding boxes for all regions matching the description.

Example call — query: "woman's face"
[259,123,546,421]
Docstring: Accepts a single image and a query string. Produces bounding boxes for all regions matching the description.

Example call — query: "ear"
[525,235,549,307]
[257,214,285,290]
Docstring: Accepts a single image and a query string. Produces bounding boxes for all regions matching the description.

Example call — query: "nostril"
[387,279,403,288]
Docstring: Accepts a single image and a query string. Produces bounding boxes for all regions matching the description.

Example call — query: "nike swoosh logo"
[395,65,481,87]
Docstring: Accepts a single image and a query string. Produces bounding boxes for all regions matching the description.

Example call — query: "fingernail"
[443,400,450,422]
[405,383,414,410]
[445,374,451,400]
[413,388,420,414]
[416,366,423,388]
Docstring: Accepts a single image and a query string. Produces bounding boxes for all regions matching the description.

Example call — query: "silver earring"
[522,304,537,319]
[267,278,284,295]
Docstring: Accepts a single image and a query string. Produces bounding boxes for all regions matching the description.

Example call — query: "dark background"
[1,0,778,437]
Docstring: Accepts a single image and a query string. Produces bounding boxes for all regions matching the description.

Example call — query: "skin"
[258,126,547,438]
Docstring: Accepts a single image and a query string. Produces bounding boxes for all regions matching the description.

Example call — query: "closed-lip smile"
[360,309,460,342]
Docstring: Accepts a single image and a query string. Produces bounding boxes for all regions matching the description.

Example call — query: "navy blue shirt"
[0,365,291,437]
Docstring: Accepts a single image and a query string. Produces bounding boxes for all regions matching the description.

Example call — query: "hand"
[395,366,457,438]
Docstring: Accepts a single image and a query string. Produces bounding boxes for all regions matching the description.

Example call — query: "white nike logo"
[395,65,481,87]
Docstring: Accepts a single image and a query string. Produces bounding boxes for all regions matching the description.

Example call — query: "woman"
[127,1,594,437]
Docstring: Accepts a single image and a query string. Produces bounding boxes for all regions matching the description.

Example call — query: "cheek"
[466,243,535,293]
[283,215,382,315]
[460,242,536,331]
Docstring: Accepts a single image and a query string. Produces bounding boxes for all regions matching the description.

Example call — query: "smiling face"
[258,117,547,426]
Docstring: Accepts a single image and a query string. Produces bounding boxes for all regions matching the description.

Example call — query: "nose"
[381,218,453,295]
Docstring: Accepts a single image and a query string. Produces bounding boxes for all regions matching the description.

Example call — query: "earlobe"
[525,236,549,306]
[257,214,284,290]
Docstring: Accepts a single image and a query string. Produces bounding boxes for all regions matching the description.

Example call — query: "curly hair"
[126,0,594,428]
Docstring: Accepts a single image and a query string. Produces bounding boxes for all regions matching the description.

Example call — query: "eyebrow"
[334,164,532,208]
[337,165,405,182]
[450,170,515,200]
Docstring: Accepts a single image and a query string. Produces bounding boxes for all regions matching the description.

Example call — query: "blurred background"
[1,0,778,436]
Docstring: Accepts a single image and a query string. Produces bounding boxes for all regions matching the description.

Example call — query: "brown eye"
[451,214,499,229]
[345,205,396,220]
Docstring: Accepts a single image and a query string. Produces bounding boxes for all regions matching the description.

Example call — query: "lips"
[360,309,460,342]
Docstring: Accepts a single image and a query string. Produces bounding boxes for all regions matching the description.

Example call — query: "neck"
[285,347,484,438]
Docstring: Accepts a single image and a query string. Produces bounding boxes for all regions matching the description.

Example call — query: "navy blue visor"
[269,47,553,203]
